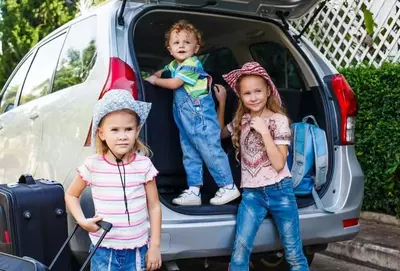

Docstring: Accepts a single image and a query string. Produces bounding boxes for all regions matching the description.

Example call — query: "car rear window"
[199,48,238,74]
[198,47,239,84]
[250,42,304,90]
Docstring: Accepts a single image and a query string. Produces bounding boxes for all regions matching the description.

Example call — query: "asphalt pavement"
[310,254,379,271]
[160,253,379,270]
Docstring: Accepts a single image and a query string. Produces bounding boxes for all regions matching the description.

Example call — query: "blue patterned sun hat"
[91,89,152,147]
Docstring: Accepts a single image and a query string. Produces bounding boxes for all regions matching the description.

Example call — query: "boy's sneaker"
[210,186,240,205]
[172,190,202,206]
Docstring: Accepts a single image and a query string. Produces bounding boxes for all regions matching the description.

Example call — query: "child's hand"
[79,215,103,232]
[213,84,227,104]
[146,75,157,85]
[146,246,162,270]
[250,117,270,136]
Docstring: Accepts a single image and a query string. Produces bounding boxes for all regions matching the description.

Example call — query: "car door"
[1,33,66,184]
[129,0,322,19]
[35,16,101,184]
[0,53,34,184]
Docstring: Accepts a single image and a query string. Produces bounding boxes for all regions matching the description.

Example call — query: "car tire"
[250,250,314,270]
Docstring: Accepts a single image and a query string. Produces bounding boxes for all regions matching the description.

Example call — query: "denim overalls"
[171,64,234,187]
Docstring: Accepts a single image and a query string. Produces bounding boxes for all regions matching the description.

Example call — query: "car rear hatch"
[125,0,322,19]
[125,0,341,216]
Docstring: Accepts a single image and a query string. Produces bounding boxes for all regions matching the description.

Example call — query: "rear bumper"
[160,146,364,261]
[71,147,363,263]
[160,207,360,261]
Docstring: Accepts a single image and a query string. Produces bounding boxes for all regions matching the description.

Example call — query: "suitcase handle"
[79,221,113,270]
[48,220,113,270]
[96,220,113,232]
[18,174,35,185]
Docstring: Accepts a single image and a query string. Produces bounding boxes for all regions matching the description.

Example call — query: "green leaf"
[340,62,400,217]
[362,7,375,35]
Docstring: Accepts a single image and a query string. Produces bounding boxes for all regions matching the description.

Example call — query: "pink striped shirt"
[77,153,158,250]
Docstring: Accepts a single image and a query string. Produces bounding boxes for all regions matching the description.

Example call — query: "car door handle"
[29,112,39,120]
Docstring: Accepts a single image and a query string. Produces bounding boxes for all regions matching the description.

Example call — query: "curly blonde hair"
[231,75,288,161]
[94,110,152,157]
[165,20,203,48]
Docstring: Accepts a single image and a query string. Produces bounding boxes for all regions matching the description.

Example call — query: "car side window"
[52,16,97,92]
[18,34,66,106]
[198,48,239,75]
[250,42,304,90]
[0,54,34,113]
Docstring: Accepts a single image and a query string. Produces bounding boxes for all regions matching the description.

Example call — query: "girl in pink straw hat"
[214,62,309,271]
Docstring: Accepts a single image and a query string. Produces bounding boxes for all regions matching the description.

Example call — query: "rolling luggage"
[0,221,113,271]
[0,174,68,270]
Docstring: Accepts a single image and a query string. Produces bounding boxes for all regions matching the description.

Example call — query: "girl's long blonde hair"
[231,75,288,161]
[94,110,152,157]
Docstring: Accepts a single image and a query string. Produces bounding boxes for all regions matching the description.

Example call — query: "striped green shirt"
[164,56,208,98]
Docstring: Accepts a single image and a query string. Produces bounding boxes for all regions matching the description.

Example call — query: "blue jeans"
[90,244,148,271]
[230,178,309,271]
[173,86,233,187]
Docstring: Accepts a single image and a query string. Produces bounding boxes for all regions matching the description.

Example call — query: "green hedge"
[340,62,400,217]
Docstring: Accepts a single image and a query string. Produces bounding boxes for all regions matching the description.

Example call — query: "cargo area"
[132,9,330,214]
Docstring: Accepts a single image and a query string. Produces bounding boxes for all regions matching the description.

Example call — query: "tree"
[0,0,75,89]
[76,0,108,15]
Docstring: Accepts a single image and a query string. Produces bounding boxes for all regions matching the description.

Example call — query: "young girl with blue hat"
[65,89,162,271]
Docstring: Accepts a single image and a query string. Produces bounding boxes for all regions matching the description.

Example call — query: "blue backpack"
[286,115,334,213]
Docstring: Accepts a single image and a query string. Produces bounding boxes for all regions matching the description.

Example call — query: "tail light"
[331,74,358,145]
[343,218,359,228]
[4,231,10,244]
[84,57,138,146]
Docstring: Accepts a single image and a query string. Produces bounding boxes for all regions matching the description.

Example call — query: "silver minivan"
[0,0,364,270]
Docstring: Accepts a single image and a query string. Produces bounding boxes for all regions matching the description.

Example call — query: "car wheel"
[250,251,314,270]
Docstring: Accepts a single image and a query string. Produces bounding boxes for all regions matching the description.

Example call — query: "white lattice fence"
[291,0,400,68]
